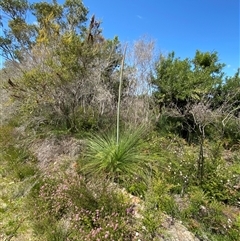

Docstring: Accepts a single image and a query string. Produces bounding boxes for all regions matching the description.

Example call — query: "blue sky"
[1,0,239,76]
[83,0,239,76]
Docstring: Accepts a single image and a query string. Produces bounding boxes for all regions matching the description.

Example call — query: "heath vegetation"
[0,1,239,240]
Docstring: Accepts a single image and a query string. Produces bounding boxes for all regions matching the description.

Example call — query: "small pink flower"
[105,231,109,238]
[114,223,118,230]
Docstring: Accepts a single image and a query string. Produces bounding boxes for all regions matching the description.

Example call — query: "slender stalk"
[117,45,127,145]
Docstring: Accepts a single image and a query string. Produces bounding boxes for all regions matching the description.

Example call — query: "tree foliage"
[1,0,122,132]
[152,50,239,184]
[152,50,225,112]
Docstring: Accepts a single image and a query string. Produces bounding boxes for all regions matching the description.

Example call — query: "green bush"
[3,146,37,181]
[222,119,240,149]
[140,176,179,240]
[180,186,240,240]
[124,175,148,197]
[202,156,240,205]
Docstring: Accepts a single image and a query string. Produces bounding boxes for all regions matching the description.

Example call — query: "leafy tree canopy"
[152,50,225,111]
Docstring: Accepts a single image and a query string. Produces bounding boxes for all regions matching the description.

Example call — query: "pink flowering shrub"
[30,174,136,240]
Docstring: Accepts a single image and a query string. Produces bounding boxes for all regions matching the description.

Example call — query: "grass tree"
[83,127,147,182]
[82,45,149,182]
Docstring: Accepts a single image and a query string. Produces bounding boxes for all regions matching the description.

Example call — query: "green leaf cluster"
[152,50,224,109]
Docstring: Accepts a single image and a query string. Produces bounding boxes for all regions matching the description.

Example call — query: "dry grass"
[29,136,84,176]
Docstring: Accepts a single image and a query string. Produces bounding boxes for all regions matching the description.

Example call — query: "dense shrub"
[28,175,136,240]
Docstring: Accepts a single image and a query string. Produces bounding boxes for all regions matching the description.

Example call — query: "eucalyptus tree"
[0,0,122,132]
